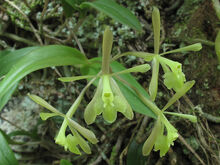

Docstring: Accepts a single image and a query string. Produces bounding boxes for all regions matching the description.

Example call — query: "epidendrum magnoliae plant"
[27,7,202,157]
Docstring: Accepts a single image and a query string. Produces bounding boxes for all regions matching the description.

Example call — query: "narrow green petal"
[122,104,134,120]
[215,30,220,63]
[164,112,197,123]
[110,78,134,120]
[160,43,202,56]
[28,94,63,115]
[66,134,81,155]
[152,6,161,54]
[162,81,195,112]
[149,57,159,101]
[142,117,162,156]
[70,129,91,154]
[94,97,103,115]
[102,26,113,74]
[39,112,58,120]
[113,95,127,113]
[67,117,99,144]
[84,79,103,124]
[112,52,157,61]
[112,64,151,76]
[93,78,104,115]
[84,101,97,125]
[58,75,96,82]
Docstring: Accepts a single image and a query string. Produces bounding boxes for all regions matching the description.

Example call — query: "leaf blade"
[0,131,18,165]
[0,45,87,111]
[81,0,141,31]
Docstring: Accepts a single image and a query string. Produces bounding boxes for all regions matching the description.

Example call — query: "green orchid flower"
[113,7,202,101]
[59,26,151,124]
[142,110,197,157]
[84,74,134,124]
[28,94,98,155]
[134,79,197,157]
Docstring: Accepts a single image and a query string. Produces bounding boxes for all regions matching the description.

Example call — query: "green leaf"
[0,47,39,77]
[0,45,87,111]
[0,131,18,165]
[215,30,220,63]
[60,159,73,165]
[8,130,39,140]
[0,129,24,145]
[61,0,82,17]
[81,0,142,31]
[0,83,18,111]
[126,140,147,165]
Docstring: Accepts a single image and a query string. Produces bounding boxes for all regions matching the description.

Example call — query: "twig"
[168,148,177,165]
[22,0,31,9]
[135,116,150,143]
[40,0,50,34]
[66,18,86,55]
[73,33,85,54]
[89,155,102,165]
[0,32,38,46]
[184,95,220,164]
[0,115,26,131]
[94,144,111,165]
[199,111,220,123]
[4,0,43,45]
[110,134,124,165]
[178,134,206,165]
